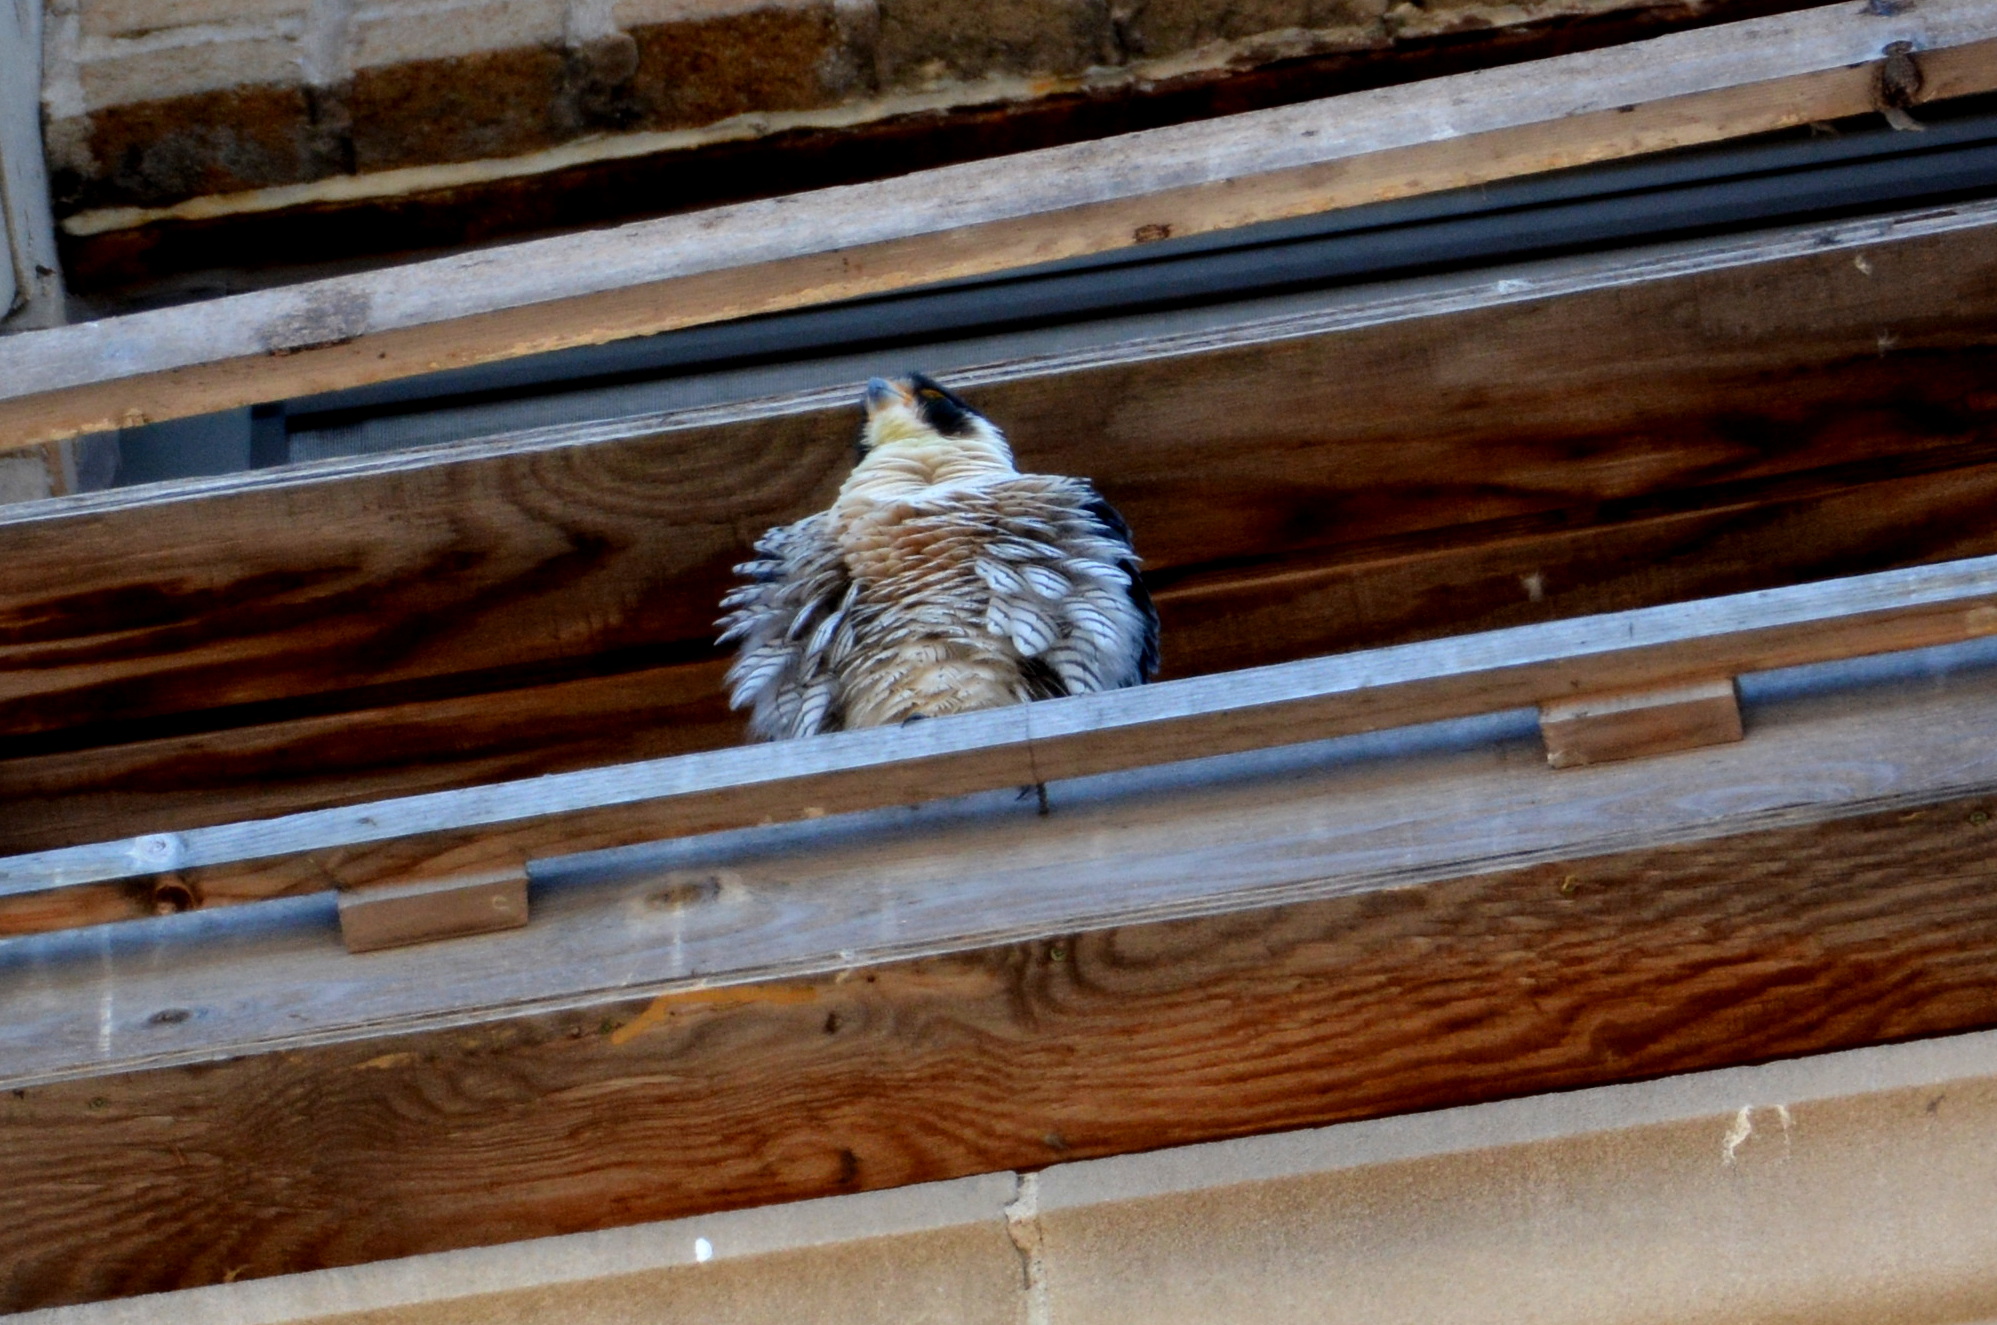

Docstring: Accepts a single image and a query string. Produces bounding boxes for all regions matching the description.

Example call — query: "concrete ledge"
[21,1028,1997,1323]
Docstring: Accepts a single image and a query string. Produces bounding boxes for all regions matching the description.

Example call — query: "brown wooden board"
[1539,678,1744,768]
[6,549,1997,941]
[3,206,1995,751]
[9,445,1997,858]
[0,660,734,855]
[5,648,1995,1308]
[8,641,1993,1090]
[5,207,1997,858]
[8,788,1997,1311]
[1158,442,1997,675]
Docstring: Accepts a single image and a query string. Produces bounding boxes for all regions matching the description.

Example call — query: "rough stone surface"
[38,0,1769,218]
[74,30,303,110]
[1038,1077,1997,1324]
[292,1224,1029,1325]
[348,0,568,69]
[874,0,1110,86]
[0,451,56,503]
[79,0,309,40]
[1116,0,1387,60]
[348,48,570,172]
[48,83,322,210]
[37,0,1814,291]
[625,3,865,131]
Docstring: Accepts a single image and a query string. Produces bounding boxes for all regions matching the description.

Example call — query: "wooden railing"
[6,551,1997,945]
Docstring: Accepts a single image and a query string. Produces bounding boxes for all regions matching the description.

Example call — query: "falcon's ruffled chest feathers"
[717,374,1159,740]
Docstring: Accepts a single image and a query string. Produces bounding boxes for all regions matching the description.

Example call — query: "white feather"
[1019,563,1069,599]
[1008,602,1060,657]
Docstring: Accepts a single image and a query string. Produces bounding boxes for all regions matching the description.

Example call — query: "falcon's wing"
[964,479,1160,697]
[716,514,855,740]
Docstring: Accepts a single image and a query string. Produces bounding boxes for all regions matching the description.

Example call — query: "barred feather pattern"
[718,473,1157,741]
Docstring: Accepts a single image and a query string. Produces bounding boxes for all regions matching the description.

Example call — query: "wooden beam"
[5,552,1997,940]
[12,625,1997,1090]
[23,1029,1997,1325]
[11,361,1997,853]
[0,0,1992,447]
[7,660,1997,1310]
[0,659,736,855]
[4,201,1995,756]
[1153,445,1997,681]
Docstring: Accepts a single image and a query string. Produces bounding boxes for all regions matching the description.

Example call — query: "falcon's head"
[845,374,1016,496]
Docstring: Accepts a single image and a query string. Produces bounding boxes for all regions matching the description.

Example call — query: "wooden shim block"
[0,1,1993,447]
[335,867,530,953]
[1539,678,1743,769]
[7,202,1997,750]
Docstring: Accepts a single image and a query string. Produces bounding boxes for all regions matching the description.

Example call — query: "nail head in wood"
[337,866,530,954]
[1539,678,1743,769]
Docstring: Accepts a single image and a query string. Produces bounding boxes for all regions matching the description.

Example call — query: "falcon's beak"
[864,377,911,418]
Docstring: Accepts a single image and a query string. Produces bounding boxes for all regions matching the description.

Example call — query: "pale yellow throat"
[838,409,1017,505]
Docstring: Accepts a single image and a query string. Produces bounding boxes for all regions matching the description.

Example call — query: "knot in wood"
[148,877,198,915]
[1877,40,1924,111]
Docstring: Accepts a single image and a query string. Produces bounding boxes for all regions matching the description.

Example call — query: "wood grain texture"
[1539,678,1742,768]
[14,652,1997,1089]
[4,205,1996,752]
[1,205,1995,869]
[0,659,734,855]
[10,443,1997,856]
[6,550,1997,940]
[9,789,1997,1311]
[336,867,529,953]
[0,2,1993,448]
[1152,445,1997,677]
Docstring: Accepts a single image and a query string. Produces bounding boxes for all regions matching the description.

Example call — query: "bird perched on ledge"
[718,373,1159,740]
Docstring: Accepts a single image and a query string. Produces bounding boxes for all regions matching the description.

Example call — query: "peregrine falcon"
[718,373,1159,740]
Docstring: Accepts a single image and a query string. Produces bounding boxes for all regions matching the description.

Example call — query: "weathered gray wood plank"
[0,0,1992,446]
[3,636,1994,1091]
[4,553,1997,940]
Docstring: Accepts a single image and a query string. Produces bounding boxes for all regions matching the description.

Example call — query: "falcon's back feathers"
[718,374,1158,741]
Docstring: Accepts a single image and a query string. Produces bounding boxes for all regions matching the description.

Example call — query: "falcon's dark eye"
[907,373,979,438]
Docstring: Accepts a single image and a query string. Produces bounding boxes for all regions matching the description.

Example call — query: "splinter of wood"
[1539,678,1742,769]
[336,866,530,954]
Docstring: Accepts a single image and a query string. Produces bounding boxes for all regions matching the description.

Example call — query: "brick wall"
[42,0,1751,216]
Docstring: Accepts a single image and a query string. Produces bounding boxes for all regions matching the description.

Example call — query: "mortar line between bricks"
[1005,1171,1052,1325]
